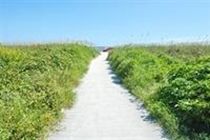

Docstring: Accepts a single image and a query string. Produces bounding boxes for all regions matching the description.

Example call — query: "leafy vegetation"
[0,43,97,139]
[108,44,210,139]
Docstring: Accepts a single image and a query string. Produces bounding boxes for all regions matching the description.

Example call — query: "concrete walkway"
[48,52,167,140]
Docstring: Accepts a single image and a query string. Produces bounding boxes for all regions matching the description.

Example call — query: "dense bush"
[0,43,97,139]
[108,45,210,139]
[108,47,178,93]
[157,57,210,139]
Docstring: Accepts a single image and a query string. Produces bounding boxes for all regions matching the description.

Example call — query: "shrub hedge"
[108,45,210,139]
[0,43,97,139]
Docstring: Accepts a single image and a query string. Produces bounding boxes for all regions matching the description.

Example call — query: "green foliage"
[108,44,210,139]
[0,43,97,139]
[157,57,210,139]
[108,47,178,90]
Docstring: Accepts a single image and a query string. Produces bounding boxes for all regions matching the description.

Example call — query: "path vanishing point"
[48,52,167,140]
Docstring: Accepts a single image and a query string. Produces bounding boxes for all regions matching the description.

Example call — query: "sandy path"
[48,52,167,140]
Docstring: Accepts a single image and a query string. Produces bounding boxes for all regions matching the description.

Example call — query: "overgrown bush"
[0,43,97,139]
[108,45,210,139]
[157,57,210,139]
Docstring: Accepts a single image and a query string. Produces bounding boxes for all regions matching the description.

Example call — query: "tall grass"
[108,44,210,140]
[0,43,97,139]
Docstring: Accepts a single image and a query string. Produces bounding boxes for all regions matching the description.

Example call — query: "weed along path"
[48,52,167,140]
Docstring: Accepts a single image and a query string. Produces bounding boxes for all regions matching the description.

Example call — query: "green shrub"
[108,45,210,139]
[0,43,97,139]
[157,57,210,138]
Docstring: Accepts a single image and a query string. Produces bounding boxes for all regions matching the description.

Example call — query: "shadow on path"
[106,60,168,139]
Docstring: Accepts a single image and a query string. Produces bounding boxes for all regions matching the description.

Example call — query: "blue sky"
[0,0,210,46]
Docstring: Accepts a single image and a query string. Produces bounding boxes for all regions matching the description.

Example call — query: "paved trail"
[48,52,167,140]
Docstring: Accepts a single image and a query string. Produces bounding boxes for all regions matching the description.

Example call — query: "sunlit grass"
[0,43,97,139]
[108,44,210,140]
